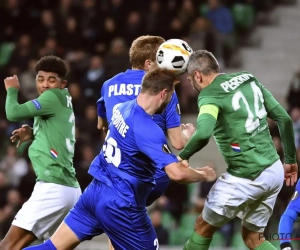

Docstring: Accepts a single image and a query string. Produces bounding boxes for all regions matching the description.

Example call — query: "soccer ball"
[156,39,193,75]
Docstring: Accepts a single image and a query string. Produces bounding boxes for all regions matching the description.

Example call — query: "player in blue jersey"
[278,179,300,250]
[97,35,195,207]
[23,68,216,250]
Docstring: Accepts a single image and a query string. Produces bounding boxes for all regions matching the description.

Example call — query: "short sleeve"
[165,92,181,129]
[134,119,178,169]
[97,86,107,119]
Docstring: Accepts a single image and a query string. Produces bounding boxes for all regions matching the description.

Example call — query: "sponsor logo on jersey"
[230,143,241,152]
[50,148,58,159]
[291,191,298,201]
[31,99,41,110]
[162,144,172,154]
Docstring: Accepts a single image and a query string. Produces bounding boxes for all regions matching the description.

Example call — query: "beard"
[155,100,169,114]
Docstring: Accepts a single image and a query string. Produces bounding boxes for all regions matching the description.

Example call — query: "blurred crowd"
[0,0,299,247]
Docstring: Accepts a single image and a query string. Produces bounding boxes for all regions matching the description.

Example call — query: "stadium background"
[0,0,300,249]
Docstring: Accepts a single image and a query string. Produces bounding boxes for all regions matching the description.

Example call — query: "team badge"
[291,191,298,201]
[162,144,172,154]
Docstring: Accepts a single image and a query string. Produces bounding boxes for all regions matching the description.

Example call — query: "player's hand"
[181,123,195,139]
[4,75,20,91]
[177,156,189,168]
[284,163,298,186]
[195,166,217,182]
[10,125,33,148]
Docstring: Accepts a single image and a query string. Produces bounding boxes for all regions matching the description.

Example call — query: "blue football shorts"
[64,179,159,250]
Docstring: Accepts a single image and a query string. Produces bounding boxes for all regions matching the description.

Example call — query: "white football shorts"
[202,159,284,232]
[12,181,82,240]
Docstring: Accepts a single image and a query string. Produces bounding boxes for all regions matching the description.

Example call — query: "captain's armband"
[198,105,219,119]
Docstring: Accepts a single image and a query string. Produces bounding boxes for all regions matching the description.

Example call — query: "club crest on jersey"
[162,144,172,154]
[291,191,298,201]
[230,143,241,152]
[50,148,58,159]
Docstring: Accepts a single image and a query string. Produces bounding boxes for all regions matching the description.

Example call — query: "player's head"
[35,55,68,95]
[186,50,220,93]
[140,68,176,114]
[129,35,165,71]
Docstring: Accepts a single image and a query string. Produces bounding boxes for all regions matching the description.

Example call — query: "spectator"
[82,55,106,101]
[206,0,236,67]
[286,70,300,111]
[19,59,39,101]
[104,37,130,78]
[150,209,169,245]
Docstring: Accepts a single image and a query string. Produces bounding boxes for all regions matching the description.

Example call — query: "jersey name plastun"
[108,84,141,97]
[220,73,254,92]
[111,108,129,138]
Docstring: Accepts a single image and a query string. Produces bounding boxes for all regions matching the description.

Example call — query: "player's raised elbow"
[6,112,19,122]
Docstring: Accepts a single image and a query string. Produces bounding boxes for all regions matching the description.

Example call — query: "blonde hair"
[129,35,165,70]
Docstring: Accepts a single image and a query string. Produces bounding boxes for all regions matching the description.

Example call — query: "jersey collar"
[125,69,145,75]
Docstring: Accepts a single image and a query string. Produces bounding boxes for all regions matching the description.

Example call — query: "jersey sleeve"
[259,84,280,112]
[5,88,58,121]
[97,86,107,119]
[134,118,179,169]
[165,92,181,129]
[197,94,223,109]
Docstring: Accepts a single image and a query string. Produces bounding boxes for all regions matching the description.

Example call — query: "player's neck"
[203,73,220,88]
[136,94,158,115]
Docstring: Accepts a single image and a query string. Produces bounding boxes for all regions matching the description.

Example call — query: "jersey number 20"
[232,81,267,133]
[103,130,121,167]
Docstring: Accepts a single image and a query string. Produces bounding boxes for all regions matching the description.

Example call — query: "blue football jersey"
[96,69,181,179]
[89,99,178,207]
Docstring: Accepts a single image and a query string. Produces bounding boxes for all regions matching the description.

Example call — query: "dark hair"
[141,68,176,95]
[187,50,220,76]
[129,35,165,70]
[35,55,67,78]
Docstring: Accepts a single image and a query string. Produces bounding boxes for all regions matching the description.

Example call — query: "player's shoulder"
[102,72,126,88]
[123,100,163,136]
[39,88,63,100]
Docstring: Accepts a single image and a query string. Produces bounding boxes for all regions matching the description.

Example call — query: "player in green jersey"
[178,50,298,250]
[0,56,81,250]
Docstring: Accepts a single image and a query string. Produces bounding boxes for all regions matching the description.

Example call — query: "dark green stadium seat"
[180,213,198,229]
[161,211,175,230]
[0,43,14,67]
[232,4,255,30]
[199,4,209,16]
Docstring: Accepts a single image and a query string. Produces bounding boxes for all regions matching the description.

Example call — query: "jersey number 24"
[232,81,267,133]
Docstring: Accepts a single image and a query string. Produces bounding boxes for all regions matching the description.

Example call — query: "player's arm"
[135,120,216,184]
[167,127,190,150]
[262,87,296,164]
[178,104,219,161]
[165,93,192,150]
[5,88,58,121]
[96,88,108,132]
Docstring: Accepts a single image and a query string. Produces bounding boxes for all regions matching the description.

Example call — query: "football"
[156,39,193,75]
